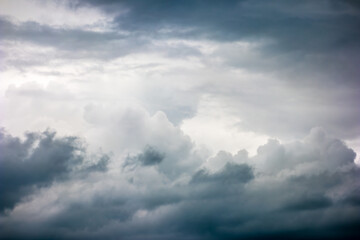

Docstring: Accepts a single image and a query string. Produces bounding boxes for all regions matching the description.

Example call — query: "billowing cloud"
[1,0,359,140]
[0,129,109,212]
[0,127,359,239]
[1,1,359,239]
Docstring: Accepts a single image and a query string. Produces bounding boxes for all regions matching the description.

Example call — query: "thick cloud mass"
[1,0,360,239]
[0,129,109,212]
[1,0,359,139]
[0,128,359,240]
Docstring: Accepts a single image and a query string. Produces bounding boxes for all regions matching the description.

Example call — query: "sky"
[0,0,359,239]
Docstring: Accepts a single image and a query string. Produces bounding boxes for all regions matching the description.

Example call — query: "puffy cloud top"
[0,128,359,239]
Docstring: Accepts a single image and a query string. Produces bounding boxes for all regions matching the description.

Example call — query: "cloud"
[83,104,203,179]
[1,1,360,239]
[1,0,359,141]
[72,0,360,140]
[124,146,165,168]
[0,127,359,239]
[191,162,253,185]
[0,129,109,212]
[283,194,333,211]
[252,127,357,174]
[81,0,360,53]
[0,16,147,61]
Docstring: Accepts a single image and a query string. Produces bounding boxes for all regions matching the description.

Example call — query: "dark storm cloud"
[80,0,360,52]
[1,127,359,240]
[3,0,357,67]
[0,129,109,212]
[283,195,333,211]
[157,129,359,240]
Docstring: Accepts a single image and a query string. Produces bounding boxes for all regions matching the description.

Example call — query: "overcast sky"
[1,0,360,239]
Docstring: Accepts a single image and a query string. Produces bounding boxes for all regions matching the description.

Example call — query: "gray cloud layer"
[1,1,360,239]
[1,0,359,138]
[0,129,109,212]
[0,127,359,239]
[80,0,360,62]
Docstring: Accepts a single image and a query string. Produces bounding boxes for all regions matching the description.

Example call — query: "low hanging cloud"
[0,127,359,239]
[0,129,109,212]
